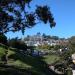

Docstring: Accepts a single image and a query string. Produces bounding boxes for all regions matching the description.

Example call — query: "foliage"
[53,45,65,50]
[68,36,75,52]
[51,36,59,40]
[61,50,72,60]
[53,45,60,50]
[0,0,56,35]
[38,45,61,50]
[0,47,6,57]
[43,55,60,64]
[48,45,54,50]
[38,44,49,50]
[8,37,27,50]
[67,70,72,75]
[0,33,7,45]
[69,36,75,45]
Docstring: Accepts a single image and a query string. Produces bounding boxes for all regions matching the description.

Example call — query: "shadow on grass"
[7,49,65,75]
[0,64,37,75]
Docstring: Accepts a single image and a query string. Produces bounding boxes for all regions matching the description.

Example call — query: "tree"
[8,37,27,50]
[51,36,59,40]
[68,36,75,54]
[42,33,47,38]
[69,36,75,47]
[0,0,56,65]
[8,37,18,48]
[0,33,7,45]
[38,44,49,50]
[53,45,61,50]
[0,0,56,35]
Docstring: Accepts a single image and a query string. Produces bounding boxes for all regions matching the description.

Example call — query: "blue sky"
[6,0,75,39]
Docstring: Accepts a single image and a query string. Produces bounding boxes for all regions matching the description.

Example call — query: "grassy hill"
[0,45,61,75]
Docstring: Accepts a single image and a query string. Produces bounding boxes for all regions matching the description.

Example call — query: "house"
[24,34,68,47]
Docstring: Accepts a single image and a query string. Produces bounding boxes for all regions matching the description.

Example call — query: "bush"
[0,33,7,45]
[8,38,27,50]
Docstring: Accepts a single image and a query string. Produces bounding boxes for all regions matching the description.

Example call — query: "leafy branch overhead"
[0,0,56,34]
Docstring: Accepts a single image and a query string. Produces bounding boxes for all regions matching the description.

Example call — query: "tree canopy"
[68,36,75,54]
[0,0,56,35]
[8,37,27,50]
[0,33,7,45]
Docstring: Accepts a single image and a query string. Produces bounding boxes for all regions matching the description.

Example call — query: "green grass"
[8,49,15,56]
[0,46,61,75]
[0,47,6,57]
[8,50,48,75]
[43,55,60,64]
[7,48,32,69]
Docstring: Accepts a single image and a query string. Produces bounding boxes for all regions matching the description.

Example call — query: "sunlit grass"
[0,46,61,75]
[43,55,60,64]
[0,47,6,57]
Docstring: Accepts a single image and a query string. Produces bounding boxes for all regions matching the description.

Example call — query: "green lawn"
[43,55,60,64]
[0,47,6,57]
